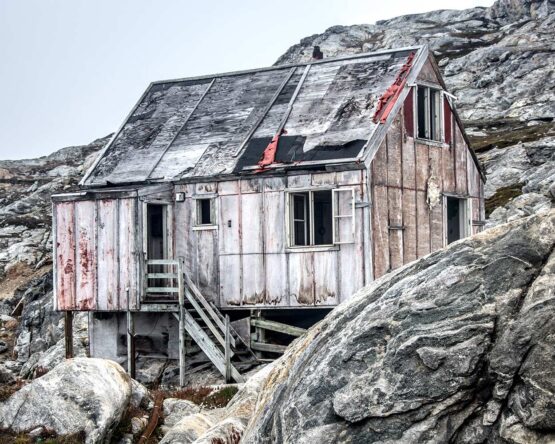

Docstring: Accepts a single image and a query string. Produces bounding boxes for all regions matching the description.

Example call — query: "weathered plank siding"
[54,197,139,310]
[370,61,485,280]
[174,170,369,308]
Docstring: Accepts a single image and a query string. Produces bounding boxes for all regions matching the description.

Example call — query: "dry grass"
[161,385,239,409]
[0,263,52,301]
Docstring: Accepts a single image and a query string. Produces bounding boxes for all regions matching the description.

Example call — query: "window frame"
[415,84,445,144]
[442,195,472,246]
[285,187,355,249]
[193,197,218,230]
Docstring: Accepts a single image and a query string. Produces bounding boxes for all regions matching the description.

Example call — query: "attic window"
[417,86,443,142]
[195,198,215,226]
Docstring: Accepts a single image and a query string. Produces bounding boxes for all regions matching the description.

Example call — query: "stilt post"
[225,314,231,383]
[127,308,136,379]
[64,311,73,359]
[178,258,186,387]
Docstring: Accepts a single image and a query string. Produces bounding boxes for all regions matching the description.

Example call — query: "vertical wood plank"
[415,143,429,191]
[219,195,241,254]
[443,146,456,194]
[288,252,314,306]
[372,185,389,278]
[241,193,263,254]
[118,199,137,309]
[402,138,416,189]
[388,187,403,270]
[197,230,219,303]
[372,140,388,186]
[74,200,96,310]
[416,191,430,258]
[387,114,402,188]
[402,189,417,264]
[97,199,118,310]
[263,192,285,253]
[265,254,288,306]
[314,251,338,305]
[56,202,76,310]
[242,254,265,305]
[455,127,468,195]
[219,255,241,307]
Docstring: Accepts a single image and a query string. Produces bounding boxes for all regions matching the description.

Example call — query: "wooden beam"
[179,305,186,387]
[225,315,231,383]
[250,341,288,354]
[250,318,307,337]
[64,311,73,359]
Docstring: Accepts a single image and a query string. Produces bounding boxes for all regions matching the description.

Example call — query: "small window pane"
[291,193,309,246]
[417,86,427,139]
[197,199,213,225]
[430,89,441,141]
[313,190,332,245]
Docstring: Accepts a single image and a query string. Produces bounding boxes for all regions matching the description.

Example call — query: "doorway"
[446,197,469,244]
[147,204,168,261]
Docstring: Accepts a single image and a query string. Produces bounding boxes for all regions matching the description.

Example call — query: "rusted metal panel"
[265,254,288,306]
[96,199,118,310]
[416,191,430,258]
[288,252,314,306]
[372,185,389,279]
[415,142,429,191]
[55,202,76,310]
[314,251,337,305]
[388,187,403,270]
[402,189,417,264]
[242,254,265,305]
[241,193,263,254]
[263,192,285,253]
[386,114,402,188]
[372,140,387,186]
[74,200,96,310]
[219,255,241,307]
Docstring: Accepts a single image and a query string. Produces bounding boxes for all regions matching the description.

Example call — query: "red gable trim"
[372,52,416,124]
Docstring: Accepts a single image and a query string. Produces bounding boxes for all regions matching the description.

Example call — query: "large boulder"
[242,210,555,443]
[0,358,132,443]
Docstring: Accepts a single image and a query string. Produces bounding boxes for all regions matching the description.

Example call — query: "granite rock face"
[0,358,132,443]
[242,210,555,443]
[277,0,555,224]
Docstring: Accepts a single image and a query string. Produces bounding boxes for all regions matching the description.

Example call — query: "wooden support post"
[178,258,186,387]
[64,311,73,359]
[225,315,231,383]
[127,310,136,379]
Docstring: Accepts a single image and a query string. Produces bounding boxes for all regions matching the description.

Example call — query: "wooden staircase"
[145,258,257,385]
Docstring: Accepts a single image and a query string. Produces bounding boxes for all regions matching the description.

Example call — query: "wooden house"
[52,45,486,383]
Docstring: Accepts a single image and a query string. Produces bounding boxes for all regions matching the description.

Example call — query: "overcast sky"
[0,0,493,160]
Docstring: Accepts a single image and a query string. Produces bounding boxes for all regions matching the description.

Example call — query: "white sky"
[0,0,493,160]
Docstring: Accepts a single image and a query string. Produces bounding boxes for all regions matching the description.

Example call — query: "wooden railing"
[145,258,243,383]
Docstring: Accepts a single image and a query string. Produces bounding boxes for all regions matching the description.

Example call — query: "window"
[446,197,470,244]
[288,188,355,247]
[195,198,215,226]
[417,86,442,142]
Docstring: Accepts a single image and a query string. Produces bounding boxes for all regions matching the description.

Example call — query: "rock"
[0,340,7,353]
[130,379,151,409]
[159,411,223,444]
[242,210,555,443]
[0,358,132,443]
[130,416,148,435]
[163,398,201,428]
[0,362,15,384]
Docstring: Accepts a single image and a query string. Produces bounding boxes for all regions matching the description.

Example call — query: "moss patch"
[485,183,524,217]
[162,385,239,409]
[468,120,555,152]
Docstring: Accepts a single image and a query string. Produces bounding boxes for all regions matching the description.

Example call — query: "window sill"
[286,245,339,253]
[414,138,450,149]
[192,225,218,231]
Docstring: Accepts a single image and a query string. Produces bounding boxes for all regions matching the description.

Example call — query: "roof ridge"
[151,45,424,87]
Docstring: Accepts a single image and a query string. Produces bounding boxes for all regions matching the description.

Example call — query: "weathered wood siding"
[370,61,485,279]
[54,197,139,310]
[175,170,370,308]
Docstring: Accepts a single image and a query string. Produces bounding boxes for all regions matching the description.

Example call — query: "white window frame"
[415,84,444,144]
[443,195,472,246]
[285,187,355,248]
[332,188,356,245]
[193,197,217,230]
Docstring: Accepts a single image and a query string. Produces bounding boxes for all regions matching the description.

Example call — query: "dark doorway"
[447,197,464,244]
[147,204,167,260]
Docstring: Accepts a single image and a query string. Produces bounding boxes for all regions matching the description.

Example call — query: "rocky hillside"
[243,209,555,443]
[277,0,554,226]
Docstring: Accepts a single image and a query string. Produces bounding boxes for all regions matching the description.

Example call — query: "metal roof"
[82,46,424,187]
